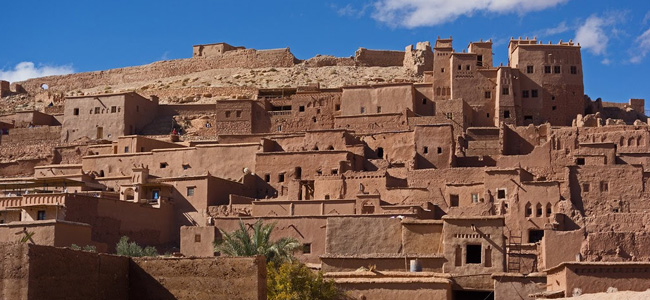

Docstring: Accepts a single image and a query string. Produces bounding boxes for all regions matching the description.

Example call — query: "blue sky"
[1,0,649,103]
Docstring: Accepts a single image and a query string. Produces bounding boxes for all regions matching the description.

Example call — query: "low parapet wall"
[0,243,266,300]
[0,126,61,144]
[355,48,406,67]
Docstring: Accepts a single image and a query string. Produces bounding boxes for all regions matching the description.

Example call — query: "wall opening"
[466,244,482,264]
[377,147,384,158]
[529,230,544,243]
[450,194,459,207]
[295,167,302,179]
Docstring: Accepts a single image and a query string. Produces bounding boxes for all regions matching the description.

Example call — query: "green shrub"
[267,261,342,300]
[115,236,158,257]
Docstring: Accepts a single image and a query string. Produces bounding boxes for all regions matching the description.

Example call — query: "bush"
[267,261,343,300]
[70,244,97,252]
[115,236,158,257]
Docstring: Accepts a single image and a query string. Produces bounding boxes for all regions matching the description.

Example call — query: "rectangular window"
[124,146,129,153]
[73,108,79,115]
[471,193,479,203]
[377,106,382,113]
[277,125,282,132]
[583,183,590,192]
[524,115,533,120]
[458,64,462,70]
[37,210,46,220]
[225,111,231,118]
[111,106,117,113]
[485,91,491,99]
[278,173,285,182]
[299,106,305,112]
[440,68,445,73]
[502,87,509,95]
[437,147,442,154]
[194,234,201,243]
[466,244,482,264]
[522,90,530,98]
[160,162,168,168]
[497,188,506,199]
[544,66,551,74]
[526,65,534,73]
[504,110,510,119]
[186,187,195,196]
[335,104,341,111]
[600,181,609,192]
[264,174,270,182]
[423,146,428,154]
[360,107,365,114]
[570,66,577,74]
[554,66,561,74]
[531,89,538,98]
[576,158,585,165]
[446,112,453,119]
[466,65,470,70]
[302,243,312,254]
[552,106,557,110]
[94,107,100,114]
[236,111,242,118]
[450,194,459,207]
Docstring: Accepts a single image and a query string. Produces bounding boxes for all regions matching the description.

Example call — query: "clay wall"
[569,164,644,215]
[541,229,584,270]
[16,49,297,95]
[335,113,409,134]
[129,256,266,300]
[358,131,415,167]
[0,126,61,144]
[0,80,9,97]
[0,220,95,249]
[313,172,388,200]
[215,100,254,135]
[0,111,59,128]
[340,84,414,116]
[192,43,245,57]
[413,125,455,169]
[333,276,451,300]
[492,273,546,300]
[180,226,216,257]
[547,262,650,296]
[115,135,183,154]
[355,48,405,67]
[450,54,497,127]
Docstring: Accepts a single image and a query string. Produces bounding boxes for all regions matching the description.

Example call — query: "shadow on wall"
[128,261,177,300]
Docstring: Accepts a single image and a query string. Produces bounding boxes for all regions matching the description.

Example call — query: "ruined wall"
[16,49,298,95]
[355,48,405,67]
[547,262,650,296]
[0,126,61,144]
[129,256,266,300]
[492,273,546,300]
[333,276,451,300]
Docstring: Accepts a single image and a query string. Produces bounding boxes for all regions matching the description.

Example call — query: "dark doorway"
[453,290,493,300]
[529,229,544,243]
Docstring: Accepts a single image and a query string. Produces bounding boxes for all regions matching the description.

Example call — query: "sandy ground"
[556,289,650,299]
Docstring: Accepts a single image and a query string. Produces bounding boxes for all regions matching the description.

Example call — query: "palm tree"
[215,219,300,264]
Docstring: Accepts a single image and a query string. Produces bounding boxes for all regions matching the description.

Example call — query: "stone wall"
[129,256,266,300]
[0,126,61,144]
[15,48,298,95]
[0,243,266,300]
[355,48,405,67]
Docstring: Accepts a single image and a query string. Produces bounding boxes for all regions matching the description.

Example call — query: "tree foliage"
[115,236,158,257]
[267,261,343,300]
[215,219,300,264]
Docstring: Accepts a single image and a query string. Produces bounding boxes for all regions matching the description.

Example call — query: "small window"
[422,98,427,105]
[331,169,338,175]
[504,110,510,119]
[278,173,285,182]
[335,104,341,111]
[546,204,552,216]
[576,158,585,165]
[94,107,100,114]
[497,189,506,199]
[299,106,305,112]
[160,162,168,168]
[437,147,442,154]
[529,230,544,243]
[471,193,479,203]
[277,125,282,132]
[37,210,46,220]
[377,106,382,113]
[140,147,145,152]
[264,174,270,182]
[570,66,577,74]
[441,68,445,73]
[600,181,609,192]
[544,66,551,74]
[552,106,557,110]
[536,203,543,217]
[194,234,201,243]
[124,146,129,153]
[111,106,117,113]
[525,203,532,217]
[423,146,428,154]
[466,244,482,264]
[236,111,242,118]
[446,112,453,119]
[225,111,231,118]
[485,91,491,99]
[377,147,384,158]
[302,243,312,254]
[450,194,459,207]
[458,64,462,70]
[466,65,470,71]
[502,87,509,95]
[531,90,538,98]
[186,187,195,196]
[522,90,530,98]
[554,66,561,74]
[582,183,590,192]
[360,107,365,114]
[524,115,533,120]
[295,167,302,179]
[324,195,330,200]
[73,108,79,115]
[182,164,190,170]
[526,65,534,73]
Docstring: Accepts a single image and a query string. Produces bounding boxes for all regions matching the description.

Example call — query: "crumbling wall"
[16,49,298,95]
[129,256,266,300]
[0,126,61,144]
[355,48,405,67]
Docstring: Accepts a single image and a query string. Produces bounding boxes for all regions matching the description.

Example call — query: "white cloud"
[542,21,570,36]
[0,62,74,83]
[335,3,369,18]
[371,0,570,28]
[575,16,609,55]
[630,27,650,63]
